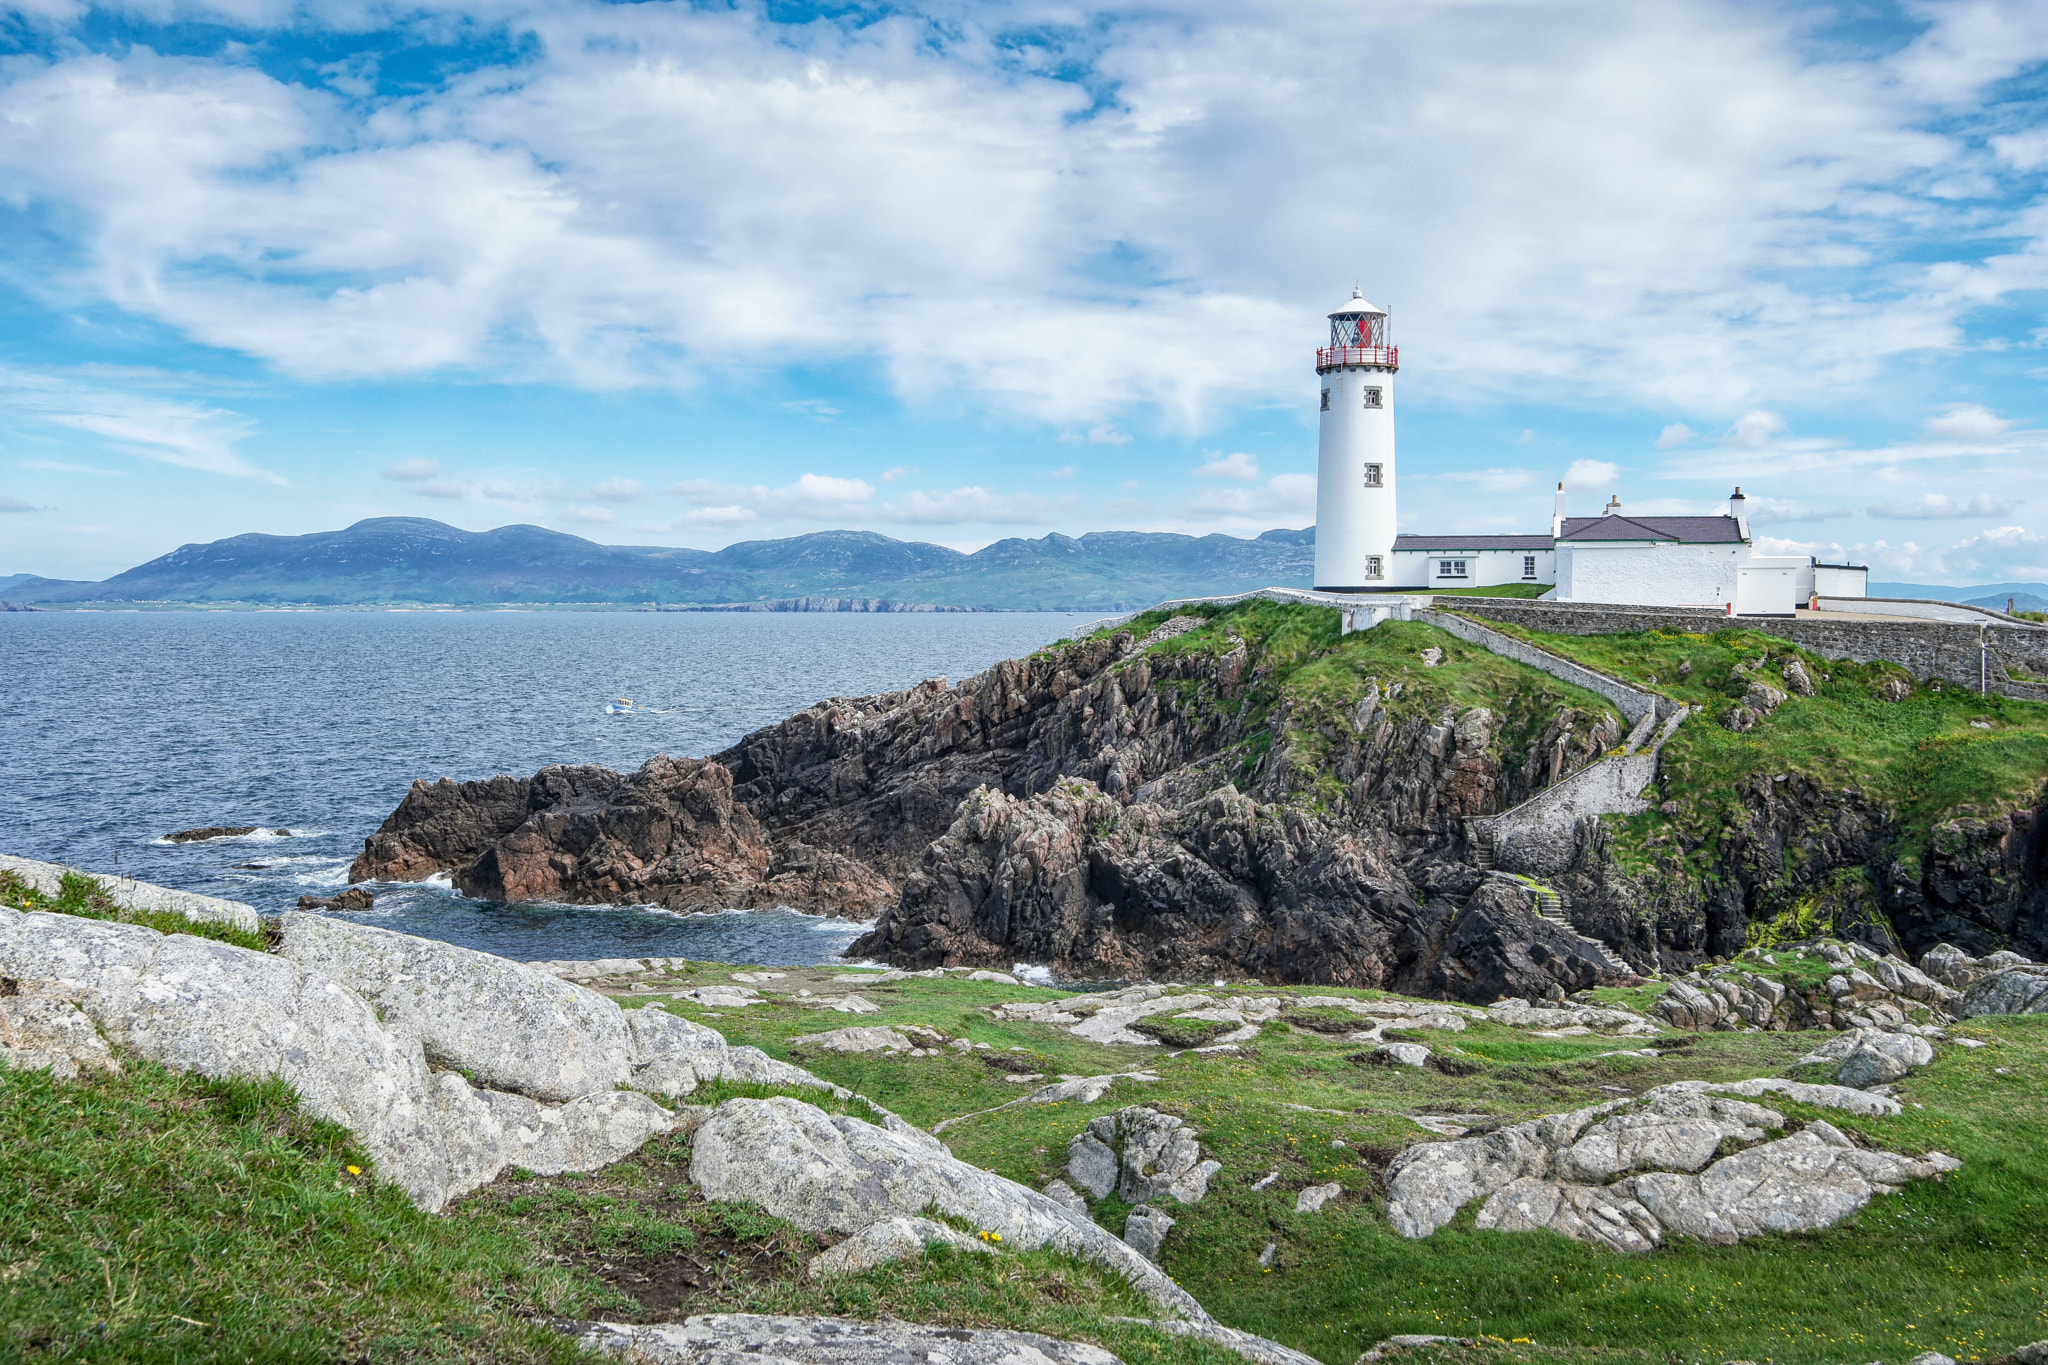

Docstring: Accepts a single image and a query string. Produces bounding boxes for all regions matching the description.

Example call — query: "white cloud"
[1654,423,1696,449]
[559,504,616,523]
[1867,493,2020,520]
[1922,404,2014,443]
[1732,411,1786,449]
[0,365,280,483]
[10,0,2036,427]
[415,480,468,500]
[682,505,757,527]
[1442,467,1536,494]
[781,400,840,421]
[1562,459,1619,492]
[1187,472,1317,522]
[876,487,1058,525]
[591,477,645,502]
[880,466,915,483]
[1194,451,1261,482]
[0,495,39,512]
[384,457,440,481]
[673,472,876,521]
[1045,465,1077,479]
[1742,497,1852,524]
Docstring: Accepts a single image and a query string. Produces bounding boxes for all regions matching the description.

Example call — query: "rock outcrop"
[0,906,830,1212]
[688,1095,1210,1321]
[0,853,260,935]
[349,614,1637,993]
[574,1314,1125,1365]
[1065,1106,1221,1205]
[1384,1082,1956,1252]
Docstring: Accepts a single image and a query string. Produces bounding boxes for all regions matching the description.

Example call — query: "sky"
[2,0,2047,585]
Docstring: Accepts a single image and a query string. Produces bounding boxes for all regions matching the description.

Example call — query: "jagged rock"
[1780,660,1815,697]
[1041,1178,1090,1216]
[1,907,463,1209]
[1294,1182,1342,1213]
[1658,1077,1902,1116]
[165,825,290,842]
[1123,1204,1175,1260]
[1835,1031,1934,1087]
[437,1082,675,1186]
[1067,1106,1221,1205]
[806,1217,990,1279]
[1373,1042,1431,1068]
[625,1006,739,1096]
[574,1314,1125,1365]
[348,758,783,913]
[0,854,260,935]
[298,888,375,911]
[688,1096,1209,1321]
[1960,966,2048,1017]
[278,913,635,1103]
[1628,1132,1959,1245]
[676,986,764,1008]
[1475,1177,1661,1252]
[1385,1080,1945,1250]
[789,1026,919,1054]
[0,994,119,1079]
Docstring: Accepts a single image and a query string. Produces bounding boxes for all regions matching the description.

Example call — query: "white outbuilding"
[1309,291,1866,615]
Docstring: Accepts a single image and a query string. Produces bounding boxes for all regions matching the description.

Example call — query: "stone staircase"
[1487,870,1633,977]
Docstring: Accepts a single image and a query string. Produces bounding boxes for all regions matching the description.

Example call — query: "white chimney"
[1551,481,1566,537]
[1604,494,1622,516]
[1730,486,1748,540]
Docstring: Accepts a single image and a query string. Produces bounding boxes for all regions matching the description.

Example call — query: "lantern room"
[1317,289,1397,373]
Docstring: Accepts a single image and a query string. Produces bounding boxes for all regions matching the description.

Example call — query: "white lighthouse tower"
[1312,289,1398,591]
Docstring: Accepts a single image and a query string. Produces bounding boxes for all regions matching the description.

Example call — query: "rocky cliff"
[352,605,1631,997]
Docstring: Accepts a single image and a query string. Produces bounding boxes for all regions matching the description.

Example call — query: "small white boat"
[605,696,657,715]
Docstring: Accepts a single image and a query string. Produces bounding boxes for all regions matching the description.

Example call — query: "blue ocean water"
[0,609,1078,964]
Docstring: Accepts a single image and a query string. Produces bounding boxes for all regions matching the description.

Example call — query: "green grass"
[0,867,269,953]
[1426,584,1554,599]
[0,1059,592,1363]
[635,973,2048,1365]
[1107,601,1625,810]
[1443,618,2048,864]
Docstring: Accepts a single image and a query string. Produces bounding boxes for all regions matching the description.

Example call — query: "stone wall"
[1441,598,2048,703]
[1414,608,1666,725]
[1478,752,1661,876]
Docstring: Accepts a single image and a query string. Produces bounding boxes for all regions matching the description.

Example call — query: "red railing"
[1316,345,1398,372]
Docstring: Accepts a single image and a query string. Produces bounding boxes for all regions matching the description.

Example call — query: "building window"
[1522,555,1537,579]
[1363,387,1384,409]
[1320,388,1330,411]
[1365,556,1382,580]
[1363,463,1383,487]
[1437,559,1468,578]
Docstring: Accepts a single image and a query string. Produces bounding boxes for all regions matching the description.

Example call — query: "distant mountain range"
[0,518,1315,611]
[1868,582,2048,614]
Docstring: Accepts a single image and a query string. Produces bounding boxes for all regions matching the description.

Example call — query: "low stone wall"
[1441,598,2048,703]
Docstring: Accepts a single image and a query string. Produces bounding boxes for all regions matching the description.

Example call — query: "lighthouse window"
[1365,556,1383,580]
[1363,463,1383,487]
[1320,389,1330,411]
[1437,559,1468,579]
[1523,555,1537,579]
[1363,387,1384,409]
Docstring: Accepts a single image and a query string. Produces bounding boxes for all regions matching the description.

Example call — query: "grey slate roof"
[1557,514,1743,544]
[1394,534,1555,550]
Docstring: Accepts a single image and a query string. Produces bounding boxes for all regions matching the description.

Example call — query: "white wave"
[1013,961,1056,987]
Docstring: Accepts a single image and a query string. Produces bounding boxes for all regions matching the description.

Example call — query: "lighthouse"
[1312,289,1398,591]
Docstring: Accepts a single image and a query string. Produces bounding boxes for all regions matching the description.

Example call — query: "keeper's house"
[1383,487,1866,615]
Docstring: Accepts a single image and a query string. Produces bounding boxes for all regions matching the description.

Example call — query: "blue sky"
[2,0,2047,585]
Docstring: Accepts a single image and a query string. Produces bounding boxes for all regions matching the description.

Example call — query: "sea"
[0,609,1080,967]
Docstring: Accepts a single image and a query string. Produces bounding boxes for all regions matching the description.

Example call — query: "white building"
[1308,291,1866,614]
